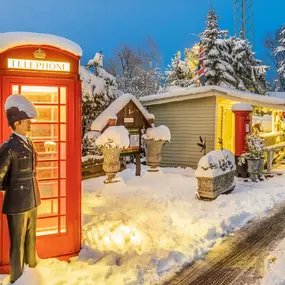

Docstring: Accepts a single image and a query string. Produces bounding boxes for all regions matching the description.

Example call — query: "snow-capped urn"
[142,125,171,172]
[95,126,130,149]
[142,125,171,142]
[195,149,236,178]
[95,126,130,183]
[195,150,236,200]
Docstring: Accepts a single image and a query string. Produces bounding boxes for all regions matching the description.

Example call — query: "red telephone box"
[232,103,253,177]
[0,33,82,273]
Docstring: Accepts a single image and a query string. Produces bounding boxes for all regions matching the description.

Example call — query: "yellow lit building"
[140,86,285,169]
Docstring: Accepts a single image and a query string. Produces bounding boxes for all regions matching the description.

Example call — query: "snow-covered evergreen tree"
[165,51,195,87]
[200,8,236,88]
[275,25,285,90]
[230,36,267,94]
[81,52,119,137]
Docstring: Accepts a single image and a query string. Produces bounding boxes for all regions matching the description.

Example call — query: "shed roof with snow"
[140,86,285,110]
[0,32,82,56]
[91,93,155,132]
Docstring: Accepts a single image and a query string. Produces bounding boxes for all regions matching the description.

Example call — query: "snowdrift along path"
[164,202,285,285]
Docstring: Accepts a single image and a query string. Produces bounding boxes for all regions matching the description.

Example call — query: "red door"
[1,76,79,263]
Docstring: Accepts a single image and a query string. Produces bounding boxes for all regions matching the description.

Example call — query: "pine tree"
[165,51,194,87]
[200,8,236,88]
[230,36,267,94]
[275,25,285,90]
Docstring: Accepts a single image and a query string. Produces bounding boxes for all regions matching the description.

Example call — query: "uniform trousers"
[6,207,37,283]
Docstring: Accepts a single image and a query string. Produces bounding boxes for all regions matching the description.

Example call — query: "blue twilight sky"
[0,0,284,72]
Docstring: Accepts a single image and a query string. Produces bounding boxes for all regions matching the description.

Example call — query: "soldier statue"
[0,94,41,283]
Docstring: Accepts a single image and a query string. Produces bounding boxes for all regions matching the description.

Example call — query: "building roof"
[140,86,285,110]
[91,93,155,132]
[0,32,82,56]
[267,92,285,99]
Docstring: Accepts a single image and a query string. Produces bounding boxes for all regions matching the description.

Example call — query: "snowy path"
[163,202,285,285]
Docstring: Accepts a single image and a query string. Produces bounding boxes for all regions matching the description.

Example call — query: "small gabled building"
[90,93,154,153]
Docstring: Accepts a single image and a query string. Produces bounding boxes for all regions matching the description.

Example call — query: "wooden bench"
[264,142,285,173]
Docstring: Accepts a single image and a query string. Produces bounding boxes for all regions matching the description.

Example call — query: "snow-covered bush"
[82,131,102,159]
[95,126,130,149]
[80,52,120,138]
[238,134,265,165]
[246,134,265,158]
[165,51,196,88]
[142,125,171,142]
[195,149,236,178]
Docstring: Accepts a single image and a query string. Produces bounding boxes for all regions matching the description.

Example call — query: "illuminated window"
[12,85,19,94]
[18,85,67,236]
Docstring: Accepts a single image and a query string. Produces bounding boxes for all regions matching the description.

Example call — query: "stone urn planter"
[247,158,260,182]
[95,126,130,184]
[195,150,236,200]
[102,146,121,183]
[196,171,236,200]
[144,139,166,171]
[143,125,171,172]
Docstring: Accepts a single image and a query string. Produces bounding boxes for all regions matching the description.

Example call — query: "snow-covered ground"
[2,165,285,285]
[260,235,285,285]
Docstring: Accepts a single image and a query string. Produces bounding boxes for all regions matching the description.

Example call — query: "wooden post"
[267,150,274,173]
[135,152,141,176]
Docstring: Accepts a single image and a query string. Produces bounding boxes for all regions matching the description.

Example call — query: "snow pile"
[231,103,253,111]
[84,130,101,141]
[2,166,285,284]
[95,126,130,149]
[87,52,104,67]
[91,93,155,132]
[195,149,236,178]
[142,125,171,141]
[44,142,56,146]
[0,32,82,56]
[5,94,38,118]
[80,67,116,102]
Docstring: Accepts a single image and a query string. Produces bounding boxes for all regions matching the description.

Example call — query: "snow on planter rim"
[0,32,82,56]
[95,126,130,149]
[143,125,171,142]
[195,149,236,178]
